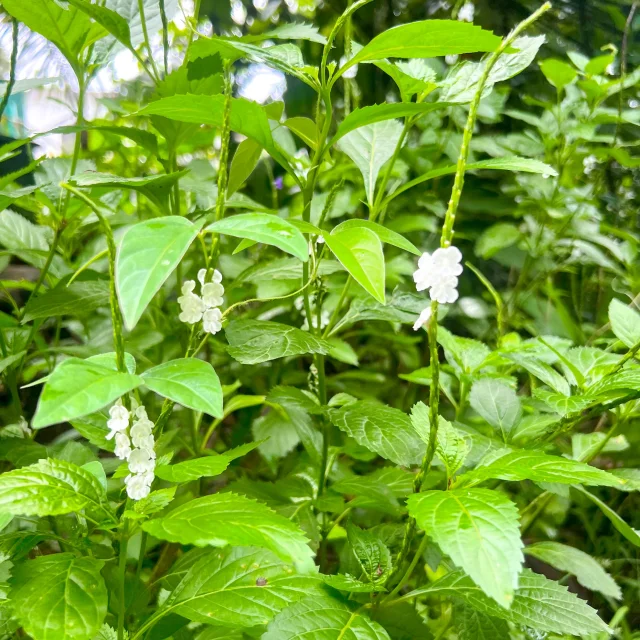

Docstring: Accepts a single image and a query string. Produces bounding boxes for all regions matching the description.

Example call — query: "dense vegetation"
[0,0,639,638]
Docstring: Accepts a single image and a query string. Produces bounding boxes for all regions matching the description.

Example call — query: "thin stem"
[614,2,638,145]
[385,534,428,601]
[159,0,169,75]
[117,518,130,640]
[137,0,160,81]
[214,64,232,224]
[0,19,19,122]
[322,277,351,338]
[19,230,60,321]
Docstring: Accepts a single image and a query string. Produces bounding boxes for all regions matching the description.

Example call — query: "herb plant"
[0,1,639,639]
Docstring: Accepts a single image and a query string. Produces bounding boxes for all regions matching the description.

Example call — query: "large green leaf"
[455,605,509,640]
[10,553,107,640]
[333,102,448,145]
[116,216,200,330]
[32,358,142,429]
[608,298,640,348]
[0,458,114,522]
[155,442,259,483]
[336,20,501,81]
[2,0,105,71]
[207,213,308,262]
[407,489,523,608]
[456,450,624,489]
[227,138,263,196]
[332,219,420,255]
[161,547,320,628]
[137,95,275,154]
[469,378,522,441]
[324,227,386,303]
[337,119,404,207]
[142,492,315,572]
[105,0,178,48]
[525,542,621,600]
[142,358,223,418]
[263,595,390,640]
[66,0,133,51]
[328,401,425,466]
[225,320,331,365]
[407,569,609,637]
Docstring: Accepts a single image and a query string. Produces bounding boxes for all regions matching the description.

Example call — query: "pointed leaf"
[469,378,522,440]
[407,489,524,608]
[116,216,200,330]
[608,298,640,348]
[32,358,142,429]
[332,219,420,255]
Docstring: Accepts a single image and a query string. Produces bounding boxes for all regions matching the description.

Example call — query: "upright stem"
[159,0,169,75]
[117,518,129,640]
[214,64,232,223]
[0,19,18,122]
[137,0,160,81]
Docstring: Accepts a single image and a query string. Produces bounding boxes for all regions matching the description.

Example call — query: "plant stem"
[159,0,169,75]
[137,0,160,81]
[385,534,428,601]
[0,19,18,123]
[117,518,129,640]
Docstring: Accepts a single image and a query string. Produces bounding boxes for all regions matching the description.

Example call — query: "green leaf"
[455,604,509,640]
[155,442,259,483]
[32,358,142,429]
[116,216,200,330]
[456,450,624,489]
[0,352,25,376]
[10,553,107,640]
[337,20,501,81]
[469,378,522,441]
[284,117,318,149]
[21,277,109,323]
[407,489,523,608]
[142,358,223,418]
[406,569,610,637]
[525,542,621,600]
[475,223,521,260]
[332,219,420,255]
[2,0,104,71]
[346,523,392,586]
[225,319,331,365]
[324,227,386,303]
[374,59,437,101]
[207,213,308,262]
[337,119,404,206]
[227,138,263,196]
[137,94,276,156]
[539,58,578,90]
[0,458,114,522]
[66,0,132,50]
[328,401,425,466]
[71,170,187,208]
[132,487,177,517]
[608,298,640,348]
[333,103,448,145]
[575,486,640,547]
[142,492,315,572]
[263,595,390,640]
[161,546,320,628]
[259,22,327,44]
[323,574,384,593]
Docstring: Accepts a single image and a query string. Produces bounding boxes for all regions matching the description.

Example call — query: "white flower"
[413,246,463,295]
[106,400,130,439]
[430,275,460,303]
[457,1,475,22]
[114,432,132,460]
[413,306,432,331]
[203,307,223,334]
[606,63,615,76]
[583,155,598,175]
[128,447,156,474]
[201,282,224,308]
[130,417,154,448]
[445,54,459,66]
[178,280,206,324]
[316,235,325,244]
[339,55,358,79]
[125,472,152,500]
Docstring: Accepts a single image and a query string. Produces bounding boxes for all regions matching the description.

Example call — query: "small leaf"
[469,378,522,441]
[10,553,107,640]
[475,223,521,260]
[323,573,385,593]
[407,489,524,608]
[162,546,320,628]
[66,0,132,50]
[263,594,390,640]
[346,523,392,586]
[207,213,308,262]
[324,227,386,303]
[332,219,420,255]
[539,58,578,90]
[337,119,404,206]
[142,358,223,418]
[116,216,200,330]
[225,319,331,365]
[284,117,318,149]
[227,138,263,196]
[142,492,315,572]
[32,358,142,429]
[525,542,621,600]
[328,401,425,466]
[608,298,640,348]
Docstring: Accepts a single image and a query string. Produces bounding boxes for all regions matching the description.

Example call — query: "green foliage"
[0,1,638,638]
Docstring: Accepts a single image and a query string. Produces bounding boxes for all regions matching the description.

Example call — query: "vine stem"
[137,0,160,82]
[387,2,552,590]
[117,517,130,640]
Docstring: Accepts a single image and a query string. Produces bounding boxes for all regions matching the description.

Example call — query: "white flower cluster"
[107,399,156,501]
[457,1,475,22]
[412,246,464,331]
[178,268,224,335]
[583,155,598,175]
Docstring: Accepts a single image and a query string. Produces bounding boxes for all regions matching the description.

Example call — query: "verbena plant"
[0,1,639,639]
